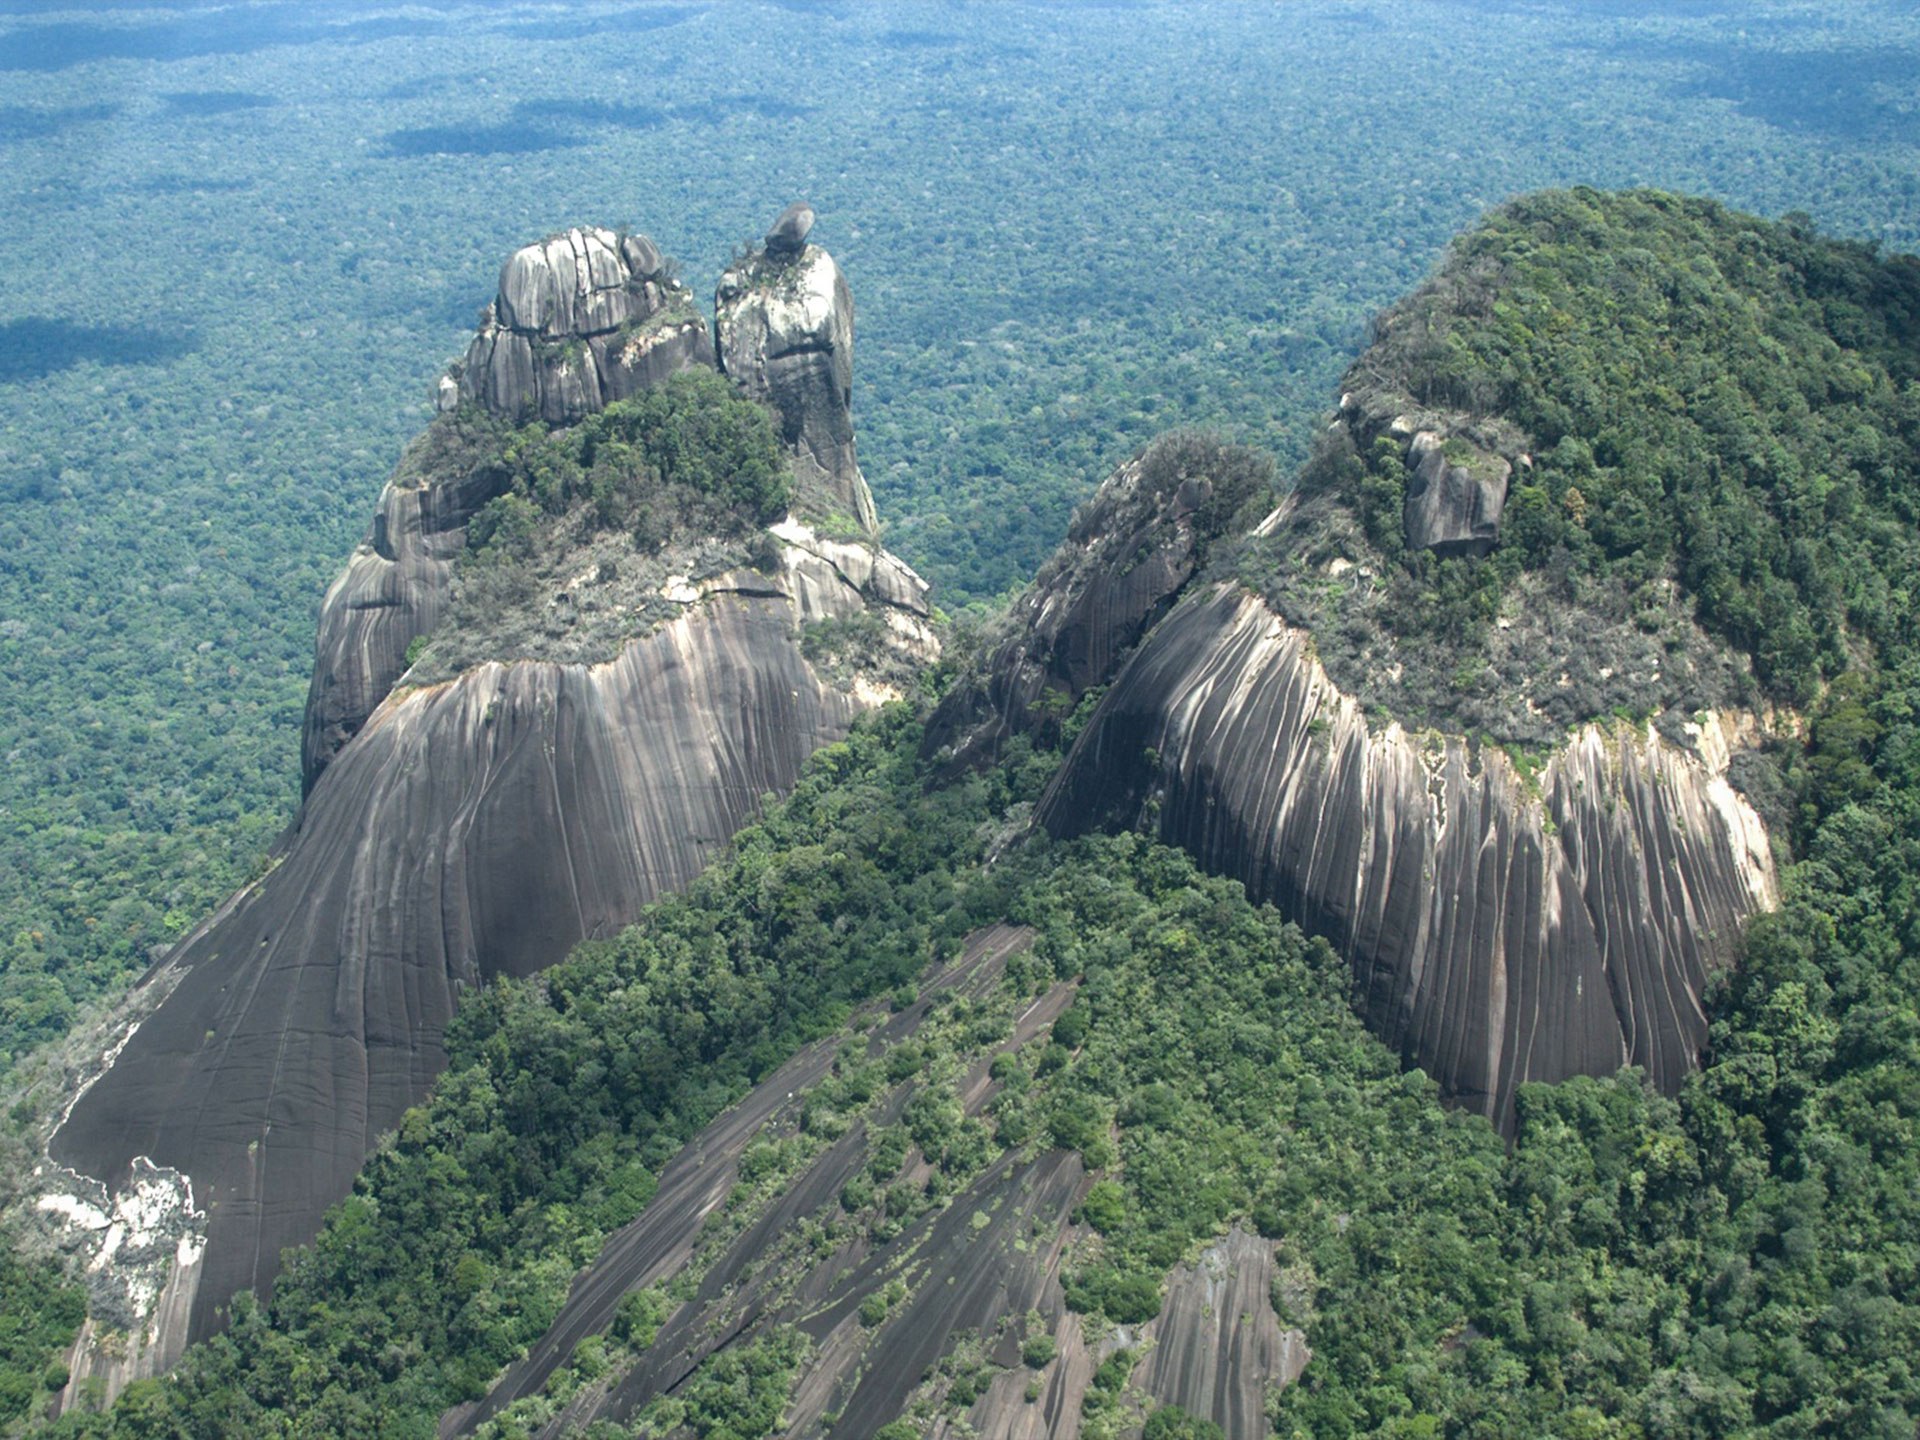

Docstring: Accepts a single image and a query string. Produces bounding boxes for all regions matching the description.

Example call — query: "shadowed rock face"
[764,199,815,257]
[300,419,507,791]
[923,449,1221,771]
[50,217,938,1385]
[716,234,878,534]
[1403,430,1511,556]
[454,226,713,425]
[1038,584,1776,1128]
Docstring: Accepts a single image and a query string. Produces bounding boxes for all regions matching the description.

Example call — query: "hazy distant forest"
[0,0,1917,1077]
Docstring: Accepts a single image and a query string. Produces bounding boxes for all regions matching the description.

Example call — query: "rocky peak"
[714,208,879,534]
[1332,389,1522,557]
[53,206,941,1388]
[763,199,815,258]
[449,225,713,425]
[924,432,1272,770]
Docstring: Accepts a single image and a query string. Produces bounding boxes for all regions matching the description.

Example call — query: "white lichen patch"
[31,1152,205,1337]
[851,676,903,708]
[36,1191,110,1233]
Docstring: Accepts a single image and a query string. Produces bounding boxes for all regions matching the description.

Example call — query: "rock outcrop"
[1136,1228,1310,1435]
[763,199,815,258]
[453,225,713,425]
[715,213,878,534]
[1036,584,1776,1127]
[443,923,1306,1440]
[924,432,1270,770]
[49,216,937,1386]
[1403,430,1511,556]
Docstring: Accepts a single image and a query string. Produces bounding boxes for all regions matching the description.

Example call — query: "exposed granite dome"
[451,225,713,425]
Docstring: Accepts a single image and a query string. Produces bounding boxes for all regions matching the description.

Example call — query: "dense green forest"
[1244,190,1920,755]
[1355,189,1920,704]
[4,2,1920,1436]
[4,0,1920,1070]
[20,664,1919,1437]
[17,189,1912,1438]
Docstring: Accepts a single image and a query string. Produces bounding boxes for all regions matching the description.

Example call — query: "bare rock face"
[49,216,939,1386]
[925,456,1213,770]
[307,229,720,794]
[1137,1228,1310,1438]
[1403,430,1511,556]
[764,199,815,257]
[715,218,878,534]
[299,421,505,791]
[54,543,935,1359]
[924,433,1270,772]
[1037,584,1777,1130]
[454,226,713,425]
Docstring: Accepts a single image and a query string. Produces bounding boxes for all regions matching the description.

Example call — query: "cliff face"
[47,212,936,1385]
[927,365,1778,1137]
[715,211,877,534]
[1036,584,1775,1124]
[924,432,1270,770]
[302,227,714,793]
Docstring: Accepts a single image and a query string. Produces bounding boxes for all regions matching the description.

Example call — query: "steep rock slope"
[452,225,713,425]
[443,925,1306,1440]
[925,432,1271,770]
[46,213,936,1387]
[1037,584,1773,1121]
[978,194,1887,1130]
[715,208,878,534]
[302,226,713,792]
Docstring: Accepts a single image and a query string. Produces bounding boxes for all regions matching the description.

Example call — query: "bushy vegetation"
[1286,190,1920,719]
[389,371,789,681]
[15,633,1920,1438]
[0,1248,85,1430]
[3,0,1916,1078]
[29,709,1027,1436]
[472,369,789,554]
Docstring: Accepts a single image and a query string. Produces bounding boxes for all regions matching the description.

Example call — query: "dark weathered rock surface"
[1403,429,1511,556]
[444,925,1117,1440]
[1137,1228,1310,1438]
[49,218,938,1386]
[299,419,506,791]
[764,199,815,257]
[454,225,713,425]
[55,547,933,1353]
[1037,584,1776,1129]
[715,232,878,534]
[923,441,1232,771]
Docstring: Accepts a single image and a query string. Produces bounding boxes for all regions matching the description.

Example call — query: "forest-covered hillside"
[4,190,1917,1438]
[1241,187,1920,761]
[3,0,1919,1077]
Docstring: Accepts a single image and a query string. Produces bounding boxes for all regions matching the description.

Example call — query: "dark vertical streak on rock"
[1040,585,1773,1133]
